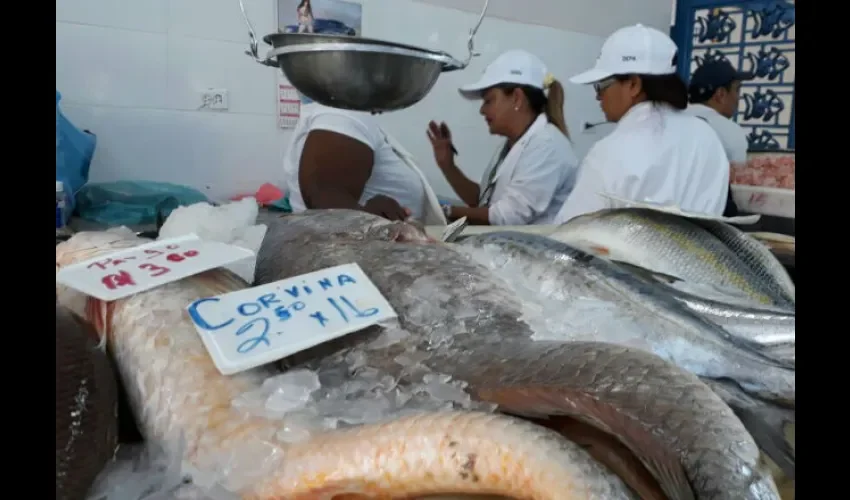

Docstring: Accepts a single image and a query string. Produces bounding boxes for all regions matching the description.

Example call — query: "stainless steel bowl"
[264,34,463,113]
[238,0,489,113]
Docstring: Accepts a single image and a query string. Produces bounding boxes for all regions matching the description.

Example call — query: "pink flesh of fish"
[56,231,635,499]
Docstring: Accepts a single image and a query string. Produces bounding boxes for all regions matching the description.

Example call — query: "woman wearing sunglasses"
[553,24,730,224]
[427,49,579,226]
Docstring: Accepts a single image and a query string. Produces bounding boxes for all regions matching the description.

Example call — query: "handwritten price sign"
[186,263,397,375]
[56,234,255,301]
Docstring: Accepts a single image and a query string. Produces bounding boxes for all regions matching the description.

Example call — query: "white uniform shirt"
[554,102,730,224]
[483,115,580,225]
[283,104,426,220]
[686,103,749,163]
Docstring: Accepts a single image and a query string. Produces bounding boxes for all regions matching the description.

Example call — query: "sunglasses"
[593,77,617,94]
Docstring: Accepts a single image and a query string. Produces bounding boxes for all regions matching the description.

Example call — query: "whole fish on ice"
[453,231,795,479]
[621,264,795,367]
[255,210,780,500]
[56,223,635,499]
[549,208,795,308]
[56,303,119,500]
[454,231,795,405]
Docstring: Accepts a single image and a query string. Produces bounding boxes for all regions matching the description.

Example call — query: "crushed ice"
[232,345,494,444]
[454,243,662,349]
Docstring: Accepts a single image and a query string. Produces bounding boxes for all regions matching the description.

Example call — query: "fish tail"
[704,379,795,479]
[84,296,113,350]
[735,406,795,480]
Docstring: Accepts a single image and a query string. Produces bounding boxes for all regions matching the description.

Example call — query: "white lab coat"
[686,104,749,163]
[554,102,730,224]
[480,113,579,225]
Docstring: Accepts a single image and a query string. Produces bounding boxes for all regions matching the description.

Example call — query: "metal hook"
[238,0,277,66]
[463,0,490,66]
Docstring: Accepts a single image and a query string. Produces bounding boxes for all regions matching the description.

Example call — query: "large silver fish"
[453,230,795,480]
[610,260,794,368]
[255,210,780,500]
[454,231,795,405]
[549,208,795,309]
[56,223,636,499]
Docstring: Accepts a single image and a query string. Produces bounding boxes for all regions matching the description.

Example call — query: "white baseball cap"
[459,49,550,99]
[570,24,679,85]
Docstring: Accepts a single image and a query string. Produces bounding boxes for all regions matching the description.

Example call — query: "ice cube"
[419,373,472,405]
[263,369,321,413]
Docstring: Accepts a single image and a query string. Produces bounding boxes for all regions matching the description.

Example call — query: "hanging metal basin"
[262,34,464,113]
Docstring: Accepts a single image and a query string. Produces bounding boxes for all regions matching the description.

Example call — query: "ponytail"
[497,80,570,139]
[544,79,569,138]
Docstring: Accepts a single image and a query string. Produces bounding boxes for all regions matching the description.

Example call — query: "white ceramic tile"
[166,36,277,115]
[56,23,169,108]
[168,0,275,44]
[56,0,169,33]
[61,105,284,200]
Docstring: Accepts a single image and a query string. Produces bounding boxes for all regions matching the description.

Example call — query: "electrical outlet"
[199,89,229,111]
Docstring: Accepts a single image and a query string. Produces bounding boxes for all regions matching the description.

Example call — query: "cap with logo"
[459,49,550,99]
[688,59,754,101]
[570,24,679,85]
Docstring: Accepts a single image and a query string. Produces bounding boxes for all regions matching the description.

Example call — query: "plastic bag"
[56,90,97,214]
[75,181,210,227]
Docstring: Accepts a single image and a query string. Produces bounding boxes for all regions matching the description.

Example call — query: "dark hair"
[614,73,688,110]
[494,82,570,138]
[688,81,734,104]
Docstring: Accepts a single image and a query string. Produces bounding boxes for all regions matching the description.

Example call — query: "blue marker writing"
[187,297,234,331]
[236,317,271,354]
[328,295,379,323]
[310,311,329,327]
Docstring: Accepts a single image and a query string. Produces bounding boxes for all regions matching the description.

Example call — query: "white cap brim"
[569,68,614,85]
[458,78,494,99]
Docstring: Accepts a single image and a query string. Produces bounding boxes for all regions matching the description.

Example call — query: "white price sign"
[56,234,255,301]
[186,263,397,375]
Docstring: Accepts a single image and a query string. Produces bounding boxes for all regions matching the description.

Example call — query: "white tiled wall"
[56,0,672,201]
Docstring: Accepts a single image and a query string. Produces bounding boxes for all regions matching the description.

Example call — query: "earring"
[514,106,519,111]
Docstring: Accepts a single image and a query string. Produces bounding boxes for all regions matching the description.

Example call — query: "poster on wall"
[277,0,362,36]
[278,80,301,129]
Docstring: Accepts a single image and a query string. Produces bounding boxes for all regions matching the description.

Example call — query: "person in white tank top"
[282,96,426,222]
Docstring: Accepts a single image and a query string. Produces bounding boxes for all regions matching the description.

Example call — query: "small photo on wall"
[278,0,362,36]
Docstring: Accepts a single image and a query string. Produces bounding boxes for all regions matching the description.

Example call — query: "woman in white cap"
[553,24,731,224]
[427,49,579,226]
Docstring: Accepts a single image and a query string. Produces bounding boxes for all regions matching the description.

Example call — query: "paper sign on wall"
[56,234,255,301]
[278,83,300,129]
[186,263,397,375]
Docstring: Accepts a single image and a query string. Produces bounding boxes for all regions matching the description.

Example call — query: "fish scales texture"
[690,219,795,304]
[251,411,636,499]
[255,210,779,500]
[55,228,634,499]
[455,231,795,405]
[56,304,119,500]
[661,285,795,367]
[444,341,778,500]
[551,208,794,308]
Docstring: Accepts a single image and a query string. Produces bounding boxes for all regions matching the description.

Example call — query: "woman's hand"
[427,121,455,171]
[364,194,410,221]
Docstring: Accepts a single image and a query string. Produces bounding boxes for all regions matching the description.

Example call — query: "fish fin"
[702,378,795,479]
[736,408,795,480]
[611,260,682,284]
[477,387,696,500]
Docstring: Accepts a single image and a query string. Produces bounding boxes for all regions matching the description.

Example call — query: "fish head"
[365,220,433,243]
[264,209,433,245]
